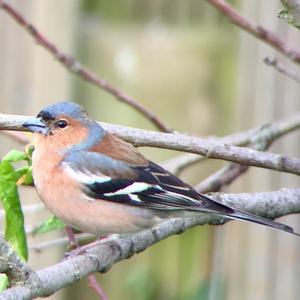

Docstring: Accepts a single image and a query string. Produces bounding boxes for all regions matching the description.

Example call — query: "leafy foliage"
[33,215,64,235]
[0,149,33,261]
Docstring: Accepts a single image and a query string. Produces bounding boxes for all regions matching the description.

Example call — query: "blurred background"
[1,1,300,299]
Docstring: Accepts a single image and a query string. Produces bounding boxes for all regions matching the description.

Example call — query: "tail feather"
[225,210,300,236]
[197,194,300,236]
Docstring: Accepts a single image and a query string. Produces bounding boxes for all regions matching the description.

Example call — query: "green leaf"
[0,274,8,292]
[0,159,28,261]
[0,148,33,261]
[13,167,28,180]
[33,215,65,236]
[2,150,27,163]
[0,160,14,176]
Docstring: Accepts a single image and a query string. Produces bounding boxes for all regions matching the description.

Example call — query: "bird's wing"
[63,150,222,212]
[63,150,299,236]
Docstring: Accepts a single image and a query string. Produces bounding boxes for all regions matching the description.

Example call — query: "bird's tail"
[198,194,300,236]
[224,209,299,236]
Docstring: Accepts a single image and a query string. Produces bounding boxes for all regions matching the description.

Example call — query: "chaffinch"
[22,102,298,236]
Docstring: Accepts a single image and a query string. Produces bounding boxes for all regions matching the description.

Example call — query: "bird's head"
[23,102,104,151]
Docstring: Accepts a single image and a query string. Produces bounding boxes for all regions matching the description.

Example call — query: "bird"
[22,102,299,237]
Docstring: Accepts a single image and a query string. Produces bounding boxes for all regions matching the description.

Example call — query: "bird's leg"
[65,226,79,249]
[63,226,82,257]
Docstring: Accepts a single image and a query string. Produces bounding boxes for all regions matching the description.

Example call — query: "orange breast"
[32,136,161,235]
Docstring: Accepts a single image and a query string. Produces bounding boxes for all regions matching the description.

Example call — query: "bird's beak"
[22,117,48,134]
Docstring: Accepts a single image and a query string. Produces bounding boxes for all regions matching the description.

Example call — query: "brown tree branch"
[195,164,248,194]
[164,112,300,175]
[0,0,170,133]
[1,113,300,176]
[1,188,300,300]
[196,115,300,193]
[206,0,300,65]
[162,128,258,174]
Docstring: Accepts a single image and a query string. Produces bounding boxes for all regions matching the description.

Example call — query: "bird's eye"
[56,120,68,129]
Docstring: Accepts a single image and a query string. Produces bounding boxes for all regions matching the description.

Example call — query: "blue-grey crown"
[37,101,88,121]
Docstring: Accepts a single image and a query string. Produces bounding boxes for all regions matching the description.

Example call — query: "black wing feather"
[82,160,299,236]
[86,178,135,198]
[84,161,234,213]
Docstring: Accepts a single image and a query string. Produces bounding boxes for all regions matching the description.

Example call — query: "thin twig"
[164,113,300,175]
[163,153,202,175]
[162,129,257,174]
[0,1,170,132]
[161,129,260,176]
[1,113,300,176]
[195,163,248,193]
[206,0,300,65]
[88,275,109,300]
[264,57,300,84]
[196,115,300,193]
[163,128,260,175]
[2,113,295,179]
